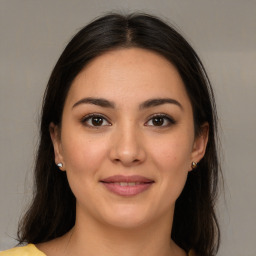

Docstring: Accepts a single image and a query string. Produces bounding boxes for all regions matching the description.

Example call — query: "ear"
[49,122,65,171]
[190,122,209,171]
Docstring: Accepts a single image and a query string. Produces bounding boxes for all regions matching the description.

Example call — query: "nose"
[109,123,146,167]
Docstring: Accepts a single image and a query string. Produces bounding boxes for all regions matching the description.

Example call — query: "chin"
[99,204,152,229]
[104,215,149,230]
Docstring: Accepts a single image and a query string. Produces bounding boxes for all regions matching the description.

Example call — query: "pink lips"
[100,175,154,197]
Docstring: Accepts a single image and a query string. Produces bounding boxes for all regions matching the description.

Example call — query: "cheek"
[61,133,110,204]
[151,137,192,172]
[61,131,109,177]
[149,135,192,198]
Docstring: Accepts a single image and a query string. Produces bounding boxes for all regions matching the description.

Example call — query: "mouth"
[100,175,154,197]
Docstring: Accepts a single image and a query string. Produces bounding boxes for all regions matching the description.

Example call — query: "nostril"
[112,157,142,167]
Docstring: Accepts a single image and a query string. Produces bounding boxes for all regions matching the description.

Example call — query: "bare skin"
[37,48,208,256]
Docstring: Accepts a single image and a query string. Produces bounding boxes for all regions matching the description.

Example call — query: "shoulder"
[0,244,46,256]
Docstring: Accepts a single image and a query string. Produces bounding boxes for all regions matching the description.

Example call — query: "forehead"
[66,48,191,108]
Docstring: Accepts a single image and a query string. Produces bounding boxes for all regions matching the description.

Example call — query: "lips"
[100,175,154,196]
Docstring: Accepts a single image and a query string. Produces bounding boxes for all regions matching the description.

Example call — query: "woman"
[0,13,220,256]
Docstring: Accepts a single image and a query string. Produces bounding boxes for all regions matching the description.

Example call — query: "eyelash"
[81,113,176,128]
[145,114,176,127]
[81,114,111,128]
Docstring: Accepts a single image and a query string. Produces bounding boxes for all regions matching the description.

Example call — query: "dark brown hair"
[18,13,221,256]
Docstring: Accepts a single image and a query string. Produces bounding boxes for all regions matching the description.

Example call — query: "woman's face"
[51,48,208,229]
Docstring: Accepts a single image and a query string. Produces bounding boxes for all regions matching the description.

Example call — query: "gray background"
[0,0,255,255]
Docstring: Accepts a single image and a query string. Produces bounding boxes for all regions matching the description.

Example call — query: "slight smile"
[100,175,155,197]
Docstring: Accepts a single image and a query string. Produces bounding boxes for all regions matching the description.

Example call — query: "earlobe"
[49,122,65,170]
[190,123,209,170]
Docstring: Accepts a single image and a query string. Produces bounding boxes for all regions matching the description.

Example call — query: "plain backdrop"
[0,1,255,255]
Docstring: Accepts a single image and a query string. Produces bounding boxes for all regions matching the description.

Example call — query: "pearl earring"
[57,163,63,168]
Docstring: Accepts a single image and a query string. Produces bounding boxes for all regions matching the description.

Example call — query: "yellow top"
[0,244,46,256]
[0,244,196,256]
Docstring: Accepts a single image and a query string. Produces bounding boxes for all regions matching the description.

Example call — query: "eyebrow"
[72,97,183,110]
[72,97,115,109]
[139,98,183,110]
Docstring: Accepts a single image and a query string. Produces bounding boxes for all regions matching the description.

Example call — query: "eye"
[81,114,111,127]
[145,114,176,127]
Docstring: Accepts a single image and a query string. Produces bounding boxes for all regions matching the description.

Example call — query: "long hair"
[18,13,221,256]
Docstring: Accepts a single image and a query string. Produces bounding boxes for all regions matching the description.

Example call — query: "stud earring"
[191,161,197,170]
[57,163,63,168]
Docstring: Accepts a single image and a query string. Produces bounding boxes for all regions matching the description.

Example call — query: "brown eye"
[91,117,103,126]
[152,117,164,126]
[82,114,111,127]
[145,114,176,127]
